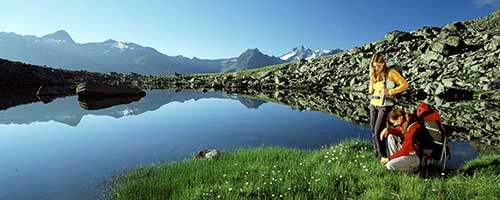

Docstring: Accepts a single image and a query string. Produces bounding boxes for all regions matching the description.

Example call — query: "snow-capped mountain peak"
[280,46,342,62]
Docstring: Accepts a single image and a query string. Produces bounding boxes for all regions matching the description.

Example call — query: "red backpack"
[412,102,451,170]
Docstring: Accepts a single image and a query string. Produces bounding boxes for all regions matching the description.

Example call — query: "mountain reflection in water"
[0,90,265,126]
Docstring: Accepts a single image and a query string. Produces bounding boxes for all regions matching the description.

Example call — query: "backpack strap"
[382,68,396,106]
[383,67,393,88]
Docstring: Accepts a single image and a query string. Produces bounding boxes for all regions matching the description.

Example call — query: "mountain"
[222,48,285,72]
[41,30,75,43]
[0,30,342,74]
[0,30,234,75]
[280,46,342,62]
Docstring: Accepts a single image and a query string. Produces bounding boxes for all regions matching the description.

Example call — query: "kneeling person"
[379,108,423,172]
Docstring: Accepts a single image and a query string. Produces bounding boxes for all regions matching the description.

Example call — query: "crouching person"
[379,108,422,172]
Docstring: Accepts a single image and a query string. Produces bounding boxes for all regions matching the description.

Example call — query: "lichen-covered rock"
[442,21,467,32]
[484,36,500,51]
[385,30,415,43]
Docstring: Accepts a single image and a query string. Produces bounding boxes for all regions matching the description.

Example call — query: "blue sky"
[0,0,499,58]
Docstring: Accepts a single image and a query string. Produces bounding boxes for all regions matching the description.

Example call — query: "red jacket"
[387,116,424,160]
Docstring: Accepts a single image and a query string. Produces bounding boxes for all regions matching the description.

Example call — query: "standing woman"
[369,53,408,158]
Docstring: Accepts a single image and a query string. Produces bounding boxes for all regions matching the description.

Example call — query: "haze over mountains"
[0,30,342,75]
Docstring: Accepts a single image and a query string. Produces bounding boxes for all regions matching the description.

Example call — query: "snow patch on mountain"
[280,46,342,62]
[280,51,297,61]
[115,42,129,49]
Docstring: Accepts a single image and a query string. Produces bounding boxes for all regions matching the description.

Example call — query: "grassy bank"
[106,140,499,199]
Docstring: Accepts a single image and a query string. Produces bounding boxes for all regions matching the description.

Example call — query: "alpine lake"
[0,89,490,200]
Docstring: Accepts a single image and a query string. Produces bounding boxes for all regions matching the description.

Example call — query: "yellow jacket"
[370,69,408,107]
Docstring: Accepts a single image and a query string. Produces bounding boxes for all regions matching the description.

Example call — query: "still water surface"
[0,90,478,200]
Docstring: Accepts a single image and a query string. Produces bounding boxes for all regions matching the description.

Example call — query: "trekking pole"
[440,137,448,172]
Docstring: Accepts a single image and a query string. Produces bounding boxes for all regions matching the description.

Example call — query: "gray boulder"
[385,30,415,43]
[443,22,467,32]
[76,82,146,97]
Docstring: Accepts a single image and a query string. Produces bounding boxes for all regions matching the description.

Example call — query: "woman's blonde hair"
[369,53,388,82]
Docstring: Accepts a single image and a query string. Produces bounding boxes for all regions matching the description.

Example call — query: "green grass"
[105,140,500,200]
[463,154,500,175]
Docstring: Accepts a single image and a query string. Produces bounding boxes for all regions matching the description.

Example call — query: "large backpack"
[411,102,451,170]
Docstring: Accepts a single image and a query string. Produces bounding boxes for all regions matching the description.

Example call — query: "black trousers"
[369,105,393,157]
